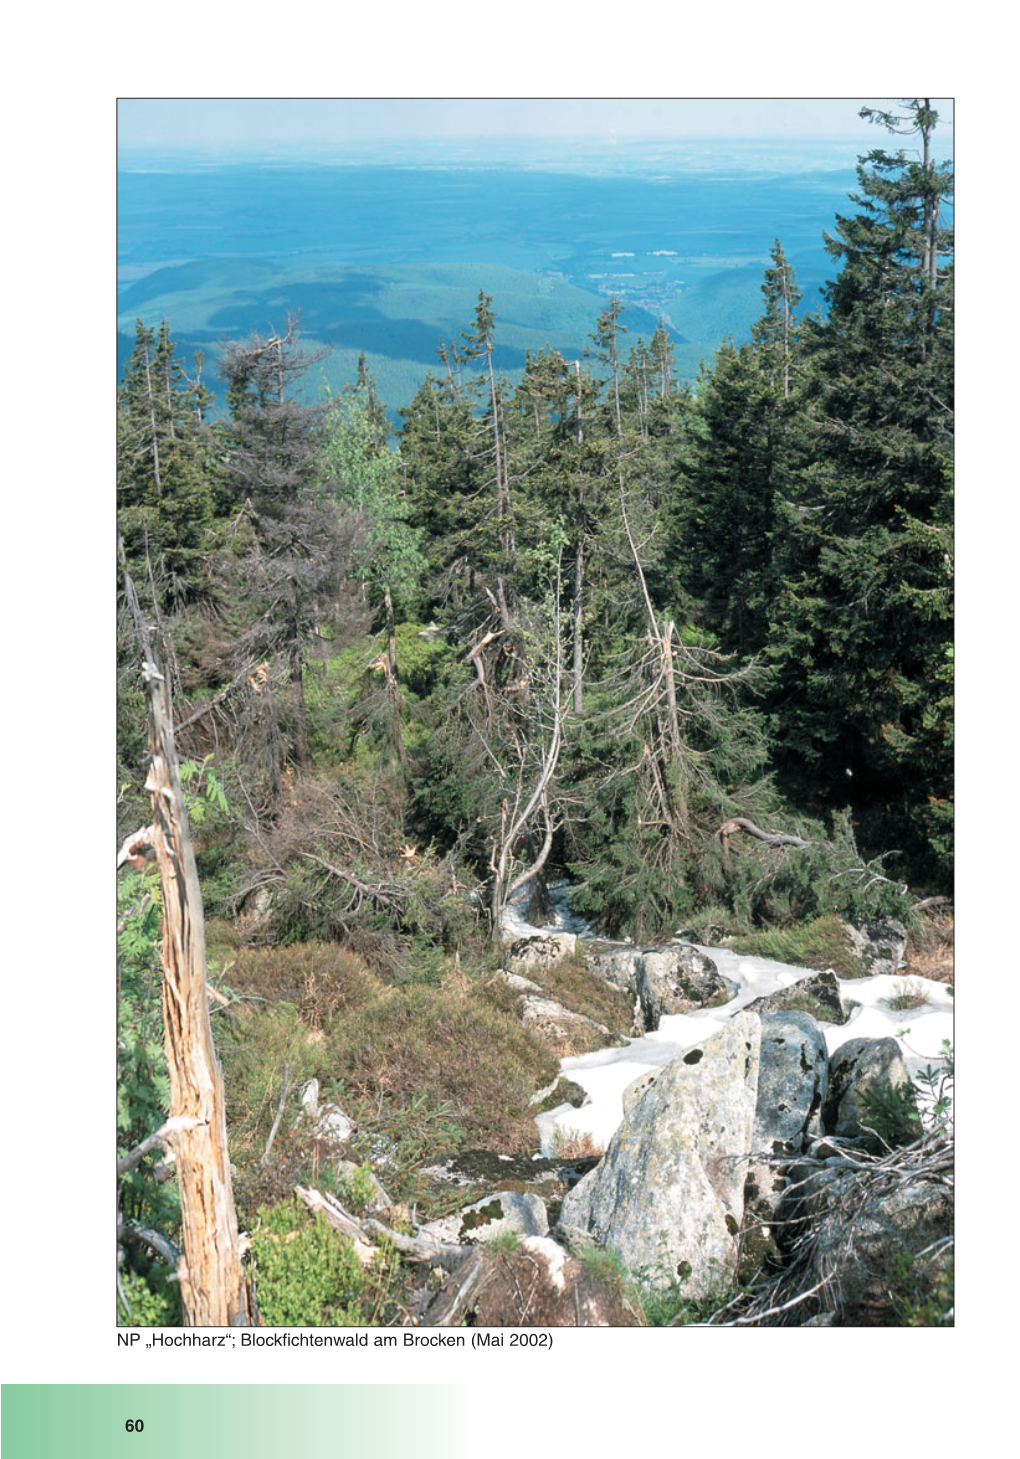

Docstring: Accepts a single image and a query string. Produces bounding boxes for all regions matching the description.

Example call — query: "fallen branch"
[293,1186,377,1264]
[717,817,813,851]
[690,1274,835,1327]
[173,660,268,737]
[302,854,406,914]
[261,1063,292,1165]
[361,1219,465,1271]
[424,1247,488,1327]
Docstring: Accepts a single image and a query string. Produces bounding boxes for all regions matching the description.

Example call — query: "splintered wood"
[136,608,254,1326]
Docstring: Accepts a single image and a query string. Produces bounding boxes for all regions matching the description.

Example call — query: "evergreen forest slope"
[117,103,953,1327]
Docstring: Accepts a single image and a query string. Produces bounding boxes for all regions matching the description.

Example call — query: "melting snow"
[507,888,953,1156]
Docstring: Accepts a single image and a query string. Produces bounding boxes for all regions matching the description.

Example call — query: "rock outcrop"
[745,1011,829,1218]
[506,934,577,973]
[843,919,908,979]
[636,944,737,1029]
[584,940,735,1031]
[419,1190,550,1247]
[744,970,848,1026]
[822,1037,913,1138]
[559,1011,761,1296]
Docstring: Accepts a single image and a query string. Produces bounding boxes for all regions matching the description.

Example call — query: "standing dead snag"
[125,574,254,1326]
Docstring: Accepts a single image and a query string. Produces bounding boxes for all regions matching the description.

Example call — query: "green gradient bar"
[3,1385,469,1458]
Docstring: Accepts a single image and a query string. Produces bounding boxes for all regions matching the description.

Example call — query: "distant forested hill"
[117,158,855,414]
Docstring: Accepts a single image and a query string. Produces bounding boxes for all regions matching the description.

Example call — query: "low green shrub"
[250,1200,370,1326]
[858,1080,924,1152]
[340,1160,378,1214]
[218,1003,325,1164]
[887,1251,954,1327]
[327,981,558,1157]
[118,1268,181,1328]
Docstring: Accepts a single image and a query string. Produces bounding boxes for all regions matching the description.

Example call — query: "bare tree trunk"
[485,344,509,552]
[141,336,162,498]
[572,534,584,714]
[488,574,566,939]
[289,640,310,765]
[126,573,254,1327]
[384,584,408,772]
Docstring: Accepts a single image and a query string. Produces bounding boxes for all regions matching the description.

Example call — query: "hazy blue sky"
[118,98,954,150]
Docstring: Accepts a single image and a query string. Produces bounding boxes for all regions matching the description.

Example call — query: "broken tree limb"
[117,825,154,871]
[293,1186,378,1265]
[292,1188,466,1271]
[423,1247,488,1326]
[717,818,814,850]
[301,853,406,913]
[361,1219,465,1271]
[717,816,813,870]
[117,1115,205,1178]
[118,1221,182,1271]
[261,1063,292,1165]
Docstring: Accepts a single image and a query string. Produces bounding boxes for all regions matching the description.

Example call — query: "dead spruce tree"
[119,571,254,1326]
[460,565,569,939]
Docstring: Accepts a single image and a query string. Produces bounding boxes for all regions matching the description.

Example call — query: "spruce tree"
[768,100,953,878]
[675,245,803,658]
[117,318,215,605]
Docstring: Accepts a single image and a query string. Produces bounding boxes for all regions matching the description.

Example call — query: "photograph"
[113,96,955,1338]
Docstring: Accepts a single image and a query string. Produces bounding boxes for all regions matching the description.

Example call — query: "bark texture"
[133,586,254,1326]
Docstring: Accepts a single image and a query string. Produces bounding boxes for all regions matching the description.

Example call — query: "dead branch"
[117,825,155,871]
[118,1221,182,1271]
[292,1186,378,1266]
[117,1115,206,1178]
[717,817,814,850]
[361,1219,465,1271]
[301,853,406,914]
[689,1275,836,1327]
[425,1247,488,1327]
[261,1063,292,1165]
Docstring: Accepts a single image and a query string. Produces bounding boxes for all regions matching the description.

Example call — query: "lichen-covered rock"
[621,1068,661,1117]
[822,1037,913,1138]
[498,969,543,994]
[745,1011,829,1218]
[507,933,577,974]
[843,919,908,979]
[584,941,642,992]
[459,1190,549,1243]
[559,1012,761,1296]
[744,970,849,1025]
[424,1236,638,1327]
[585,941,734,1030]
[636,944,736,1030]
[420,1190,550,1247]
[531,1075,590,1112]
[520,994,608,1046]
